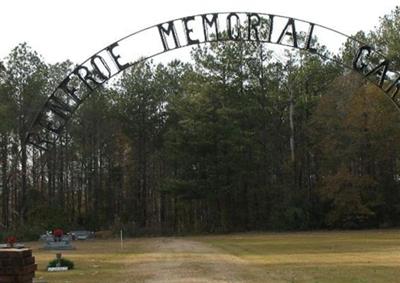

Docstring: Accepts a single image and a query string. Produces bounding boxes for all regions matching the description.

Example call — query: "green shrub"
[14,225,44,241]
[47,258,74,269]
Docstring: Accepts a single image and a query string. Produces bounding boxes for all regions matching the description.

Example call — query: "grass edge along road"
[32,230,400,283]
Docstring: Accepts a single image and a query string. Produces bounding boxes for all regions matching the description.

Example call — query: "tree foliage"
[0,7,400,237]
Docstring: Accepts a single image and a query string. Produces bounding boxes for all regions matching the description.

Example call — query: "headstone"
[0,248,37,283]
[47,266,68,272]
[42,235,74,250]
[70,230,94,240]
[0,243,25,248]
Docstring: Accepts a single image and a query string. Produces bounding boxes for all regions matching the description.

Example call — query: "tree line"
[0,7,399,238]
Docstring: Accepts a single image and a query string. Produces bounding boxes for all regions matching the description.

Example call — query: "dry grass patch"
[24,230,400,282]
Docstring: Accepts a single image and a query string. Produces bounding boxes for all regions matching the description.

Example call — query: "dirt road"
[125,237,278,283]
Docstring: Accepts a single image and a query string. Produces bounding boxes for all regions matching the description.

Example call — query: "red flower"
[5,236,16,246]
[53,228,64,238]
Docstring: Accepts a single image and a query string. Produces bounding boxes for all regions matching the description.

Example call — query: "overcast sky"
[1,0,398,64]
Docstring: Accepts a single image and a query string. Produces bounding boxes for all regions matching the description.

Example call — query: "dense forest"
[0,7,399,239]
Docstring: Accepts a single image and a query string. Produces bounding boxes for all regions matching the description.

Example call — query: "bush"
[14,225,44,241]
[0,225,44,242]
[95,230,113,239]
[47,258,74,269]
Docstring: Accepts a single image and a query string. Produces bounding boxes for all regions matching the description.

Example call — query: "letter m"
[158,21,180,51]
[46,95,73,120]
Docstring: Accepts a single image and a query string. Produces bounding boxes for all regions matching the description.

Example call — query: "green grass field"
[30,230,400,282]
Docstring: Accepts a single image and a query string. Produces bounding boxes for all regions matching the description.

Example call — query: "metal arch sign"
[26,12,400,150]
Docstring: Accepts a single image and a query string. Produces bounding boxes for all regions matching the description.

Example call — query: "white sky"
[1,0,398,64]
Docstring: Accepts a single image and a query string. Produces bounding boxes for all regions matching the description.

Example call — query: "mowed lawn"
[29,230,400,282]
